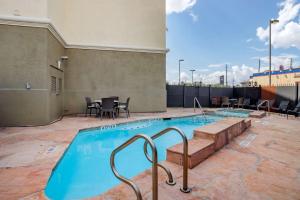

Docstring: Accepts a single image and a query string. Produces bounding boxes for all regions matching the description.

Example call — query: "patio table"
[229,98,237,109]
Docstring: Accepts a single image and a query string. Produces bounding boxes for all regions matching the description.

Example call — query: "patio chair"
[249,99,264,110]
[211,96,221,107]
[271,100,290,114]
[85,97,98,116]
[259,99,275,111]
[241,98,251,109]
[99,97,117,119]
[234,97,244,108]
[118,97,130,118]
[221,96,230,108]
[286,102,300,119]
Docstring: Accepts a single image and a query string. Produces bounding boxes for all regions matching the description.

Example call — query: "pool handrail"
[144,127,191,193]
[143,142,176,186]
[194,97,207,120]
[110,134,158,200]
[257,99,270,115]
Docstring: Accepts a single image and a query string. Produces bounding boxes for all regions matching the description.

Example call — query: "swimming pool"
[45,115,222,199]
[214,109,251,118]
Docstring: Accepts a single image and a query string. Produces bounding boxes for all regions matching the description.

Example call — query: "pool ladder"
[110,127,191,200]
[257,100,271,115]
[194,97,207,120]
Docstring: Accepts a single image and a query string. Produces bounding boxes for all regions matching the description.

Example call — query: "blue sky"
[166,0,300,84]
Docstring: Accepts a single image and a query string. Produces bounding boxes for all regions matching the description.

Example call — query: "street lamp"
[179,59,184,85]
[269,19,279,86]
[190,69,196,85]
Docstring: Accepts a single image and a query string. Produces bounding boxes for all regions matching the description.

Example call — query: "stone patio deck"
[0,108,299,200]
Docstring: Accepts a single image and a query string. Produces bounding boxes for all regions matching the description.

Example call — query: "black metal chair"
[242,98,251,109]
[85,97,98,116]
[118,97,130,118]
[249,99,264,110]
[271,100,290,114]
[100,97,117,119]
[286,102,300,118]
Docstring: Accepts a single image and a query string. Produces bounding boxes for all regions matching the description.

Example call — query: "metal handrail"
[257,100,271,115]
[144,127,191,193]
[110,134,158,200]
[194,97,206,120]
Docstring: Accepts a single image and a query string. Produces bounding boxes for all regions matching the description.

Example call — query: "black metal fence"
[167,85,241,108]
[166,85,299,108]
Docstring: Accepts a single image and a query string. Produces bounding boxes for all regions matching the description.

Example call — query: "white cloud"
[189,11,198,22]
[199,65,257,85]
[167,65,257,85]
[246,38,253,43]
[249,46,267,52]
[256,0,300,49]
[166,0,197,14]
[208,63,228,68]
[251,54,298,70]
[180,72,190,82]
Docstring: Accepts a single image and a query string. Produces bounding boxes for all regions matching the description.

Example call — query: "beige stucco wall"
[0,0,166,49]
[0,0,47,18]
[46,31,66,122]
[0,25,49,126]
[64,49,166,114]
[64,0,166,49]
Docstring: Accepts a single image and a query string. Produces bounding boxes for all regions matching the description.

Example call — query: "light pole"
[179,59,184,85]
[269,19,279,86]
[190,69,195,85]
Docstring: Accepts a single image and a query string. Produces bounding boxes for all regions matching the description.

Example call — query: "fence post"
[183,84,185,108]
[208,85,211,107]
[296,82,299,105]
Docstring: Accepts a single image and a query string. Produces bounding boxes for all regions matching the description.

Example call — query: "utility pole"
[290,58,293,69]
[269,19,279,86]
[258,58,261,73]
[225,64,228,86]
[190,69,196,85]
[179,59,184,85]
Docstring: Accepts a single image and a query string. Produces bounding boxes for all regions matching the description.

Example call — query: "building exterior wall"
[46,31,66,122]
[0,1,166,126]
[250,69,300,86]
[63,0,166,49]
[0,0,47,19]
[0,25,49,126]
[64,49,166,114]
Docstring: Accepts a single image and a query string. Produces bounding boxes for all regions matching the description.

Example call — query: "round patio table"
[229,98,237,109]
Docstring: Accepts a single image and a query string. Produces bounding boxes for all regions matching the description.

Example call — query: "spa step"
[166,138,215,169]
[194,118,246,150]
[249,111,266,118]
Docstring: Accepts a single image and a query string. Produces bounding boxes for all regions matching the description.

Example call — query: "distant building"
[249,67,300,86]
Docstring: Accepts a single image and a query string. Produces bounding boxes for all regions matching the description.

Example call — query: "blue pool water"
[45,115,222,200]
[214,109,251,118]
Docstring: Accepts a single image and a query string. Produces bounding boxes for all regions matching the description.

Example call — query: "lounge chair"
[271,100,290,114]
[286,102,300,118]
[85,97,98,116]
[241,98,251,109]
[249,99,264,110]
[118,97,130,118]
[221,96,230,108]
[234,97,244,108]
[100,97,117,119]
